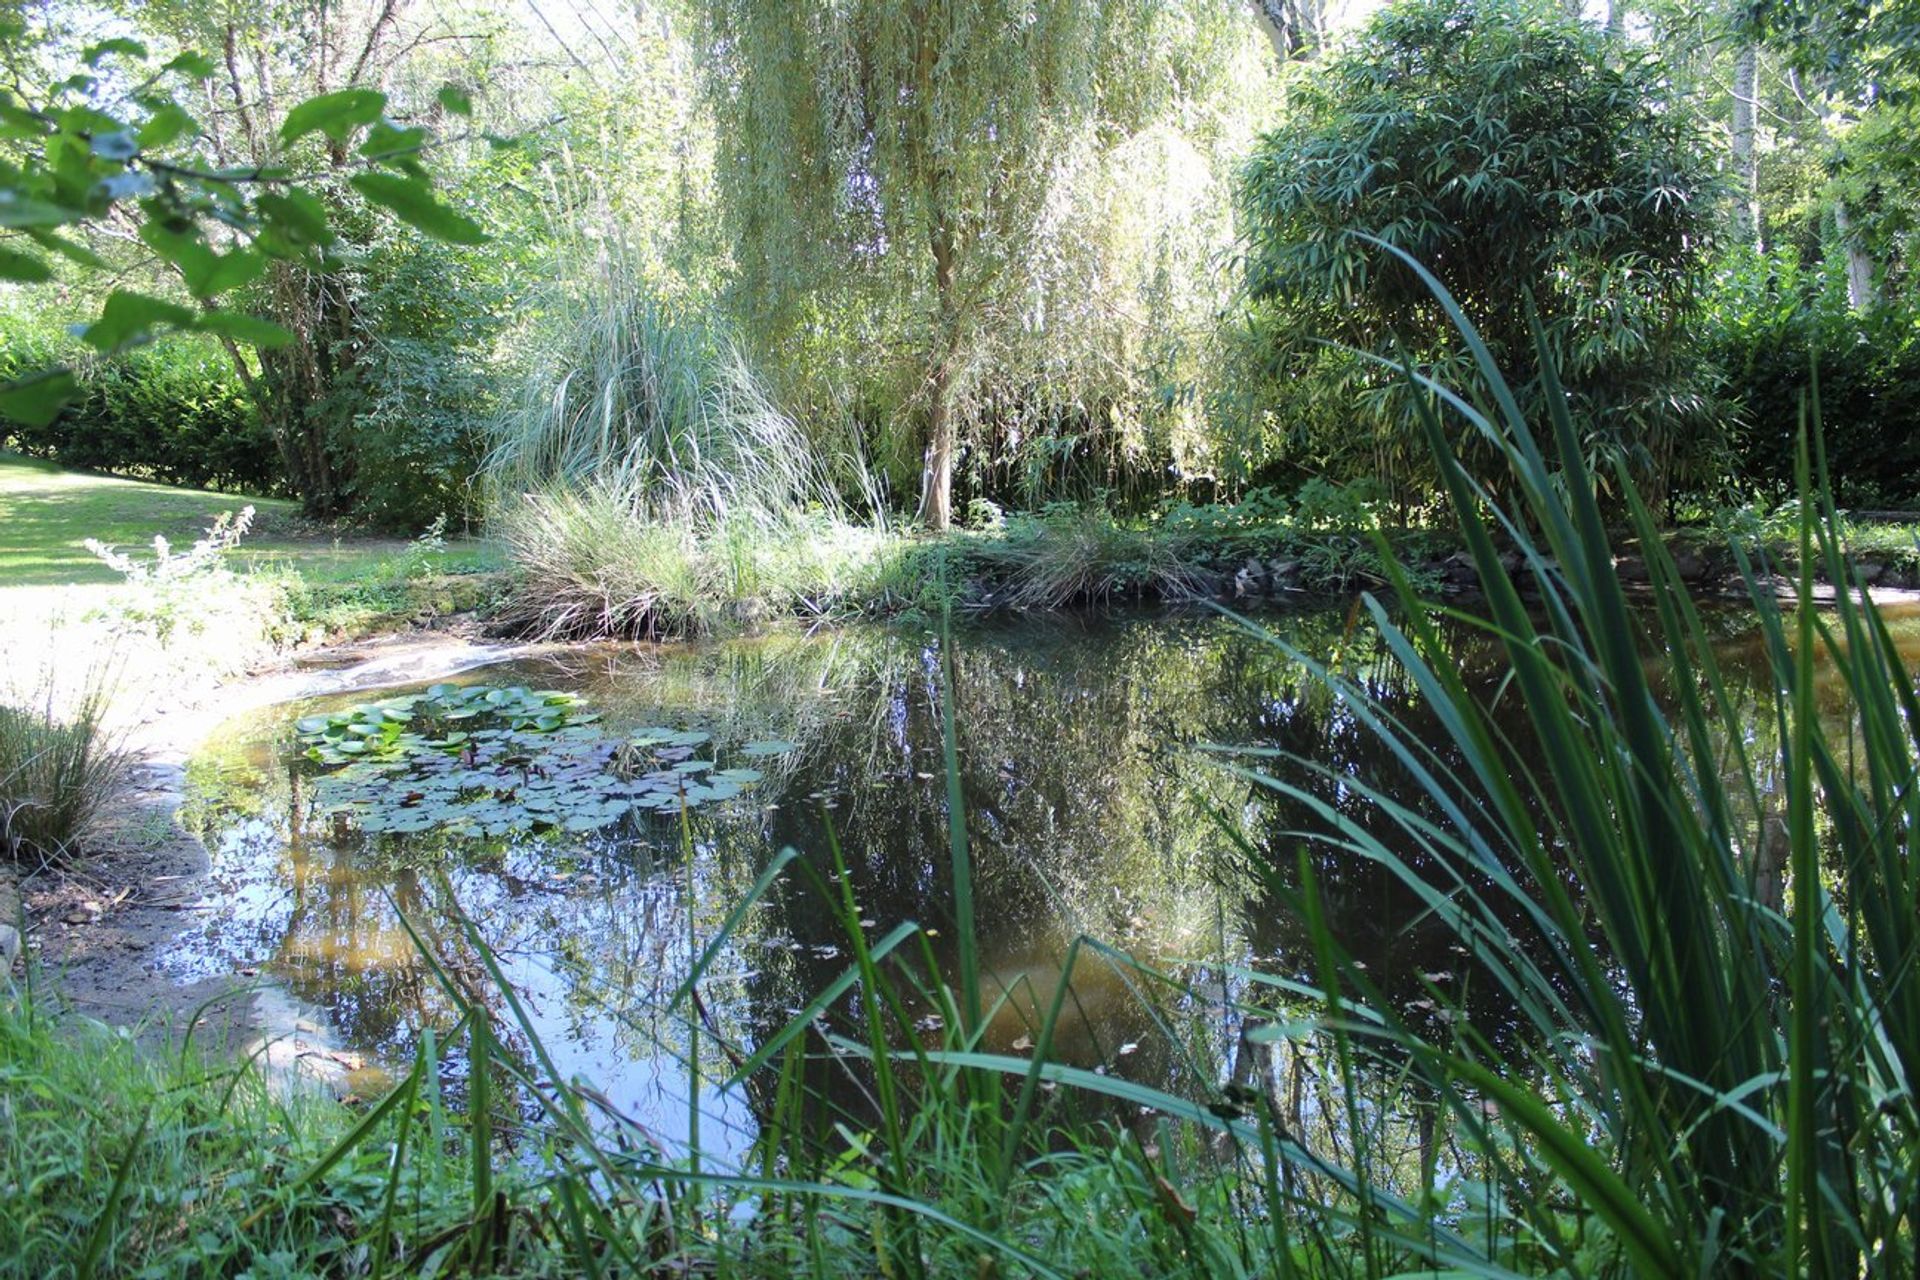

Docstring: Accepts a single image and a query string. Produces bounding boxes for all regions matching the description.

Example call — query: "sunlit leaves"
[79,290,196,353]
[0,37,488,422]
[280,88,388,144]
[82,38,147,68]
[348,173,486,244]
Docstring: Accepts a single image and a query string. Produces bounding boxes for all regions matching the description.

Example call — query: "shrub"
[1238,0,1723,506]
[84,506,257,647]
[329,230,504,529]
[0,313,279,494]
[0,681,127,863]
[1702,247,1920,508]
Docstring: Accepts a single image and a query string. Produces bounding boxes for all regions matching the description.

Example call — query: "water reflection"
[173,601,1880,1162]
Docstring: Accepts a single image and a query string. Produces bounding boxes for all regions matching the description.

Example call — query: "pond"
[165,601,1837,1167]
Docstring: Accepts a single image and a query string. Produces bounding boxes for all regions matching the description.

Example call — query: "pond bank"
[7,630,554,1088]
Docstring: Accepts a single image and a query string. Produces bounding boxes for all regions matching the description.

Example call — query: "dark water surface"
[171,600,1881,1162]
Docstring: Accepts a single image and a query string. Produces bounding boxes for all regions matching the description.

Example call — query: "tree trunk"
[1251,0,1317,61]
[1834,198,1878,311]
[918,212,960,531]
[1605,0,1626,39]
[918,358,956,531]
[1731,42,1761,249]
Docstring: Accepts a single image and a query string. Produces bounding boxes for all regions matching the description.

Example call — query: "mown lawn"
[0,454,495,589]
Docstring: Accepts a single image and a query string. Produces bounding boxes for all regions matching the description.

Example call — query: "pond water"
[167,600,1874,1165]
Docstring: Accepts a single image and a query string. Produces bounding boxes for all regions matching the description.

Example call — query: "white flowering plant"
[84,507,257,644]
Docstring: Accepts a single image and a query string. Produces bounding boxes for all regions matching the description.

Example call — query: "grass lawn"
[0,454,496,589]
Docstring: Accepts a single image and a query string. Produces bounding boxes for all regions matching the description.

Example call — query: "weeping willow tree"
[696,0,1250,529]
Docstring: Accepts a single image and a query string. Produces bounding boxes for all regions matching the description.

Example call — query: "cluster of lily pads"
[292,682,794,839]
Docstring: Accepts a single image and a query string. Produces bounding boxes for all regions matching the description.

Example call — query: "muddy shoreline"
[9,628,557,1086]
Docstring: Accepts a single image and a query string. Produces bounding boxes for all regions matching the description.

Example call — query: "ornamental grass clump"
[0,679,127,864]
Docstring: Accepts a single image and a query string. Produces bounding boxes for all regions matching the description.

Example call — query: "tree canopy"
[1239,0,1721,504]
[696,0,1258,528]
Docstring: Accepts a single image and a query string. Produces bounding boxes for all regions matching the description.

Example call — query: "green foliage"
[697,0,1265,526]
[295,684,595,765]
[488,270,841,528]
[83,504,256,646]
[0,317,278,493]
[1222,248,1920,1271]
[1701,246,1920,506]
[296,683,786,838]
[1238,0,1723,505]
[0,15,480,428]
[317,227,505,529]
[0,677,125,863]
[495,484,894,638]
[0,984,525,1278]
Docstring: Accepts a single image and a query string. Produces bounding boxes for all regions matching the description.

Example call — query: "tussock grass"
[0,677,127,864]
[494,485,895,639]
[959,506,1216,609]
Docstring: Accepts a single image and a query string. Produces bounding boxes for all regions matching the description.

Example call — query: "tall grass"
[486,249,895,638]
[494,486,897,638]
[0,676,127,864]
[1206,248,1920,1272]
[0,981,504,1278]
[487,290,846,527]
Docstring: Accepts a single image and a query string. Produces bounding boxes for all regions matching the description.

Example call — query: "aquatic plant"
[295,682,788,839]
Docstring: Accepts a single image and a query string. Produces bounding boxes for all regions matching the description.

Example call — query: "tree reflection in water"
[170,601,1795,1165]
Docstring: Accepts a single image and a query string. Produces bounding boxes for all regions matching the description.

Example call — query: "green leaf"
[194,310,294,348]
[0,193,78,229]
[25,228,106,269]
[89,129,139,160]
[162,51,217,80]
[437,85,473,116]
[255,190,331,247]
[142,225,265,298]
[0,368,77,427]
[84,38,147,67]
[0,245,52,282]
[138,103,198,150]
[279,88,386,144]
[359,120,426,162]
[348,173,485,244]
[78,289,195,353]
[94,171,155,201]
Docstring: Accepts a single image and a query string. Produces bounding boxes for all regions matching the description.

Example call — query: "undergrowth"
[0,985,516,1279]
